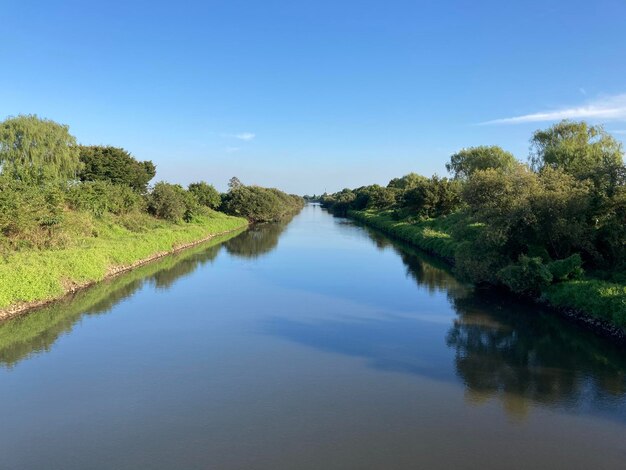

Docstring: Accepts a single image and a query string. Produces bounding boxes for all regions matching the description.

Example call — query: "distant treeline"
[0,114,303,253]
[320,120,625,300]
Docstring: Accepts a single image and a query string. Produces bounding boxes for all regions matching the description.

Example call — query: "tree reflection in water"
[446,292,626,419]
[359,223,626,421]
[0,221,294,369]
[224,221,289,259]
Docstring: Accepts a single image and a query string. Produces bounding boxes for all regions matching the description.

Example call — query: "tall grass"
[349,210,460,260]
[0,210,247,311]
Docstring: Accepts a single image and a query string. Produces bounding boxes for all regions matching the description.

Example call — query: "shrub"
[66,181,144,217]
[547,253,584,281]
[221,185,304,222]
[188,182,221,209]
[497,255,553,295]
[0,178,65,249]
[147,182,187,222]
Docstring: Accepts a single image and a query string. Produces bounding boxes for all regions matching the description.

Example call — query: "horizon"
[2,0,626,194]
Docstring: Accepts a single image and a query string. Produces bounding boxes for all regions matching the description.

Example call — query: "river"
[0,204,625,469]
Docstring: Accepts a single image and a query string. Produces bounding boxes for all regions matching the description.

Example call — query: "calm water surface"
[1,205,625,469]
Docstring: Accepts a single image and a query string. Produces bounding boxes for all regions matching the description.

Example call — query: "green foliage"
[78,145,156,193]
[221,184,304,222]
[147,182,198,222]
[547,254,584,282]
[454,238,508,285]
[0,115,81,184]
[387,173,427,190]
[446,146,517,180]
[497,256,553,295]
[349,210,461,260]
[0,177,66,250]
[66,181,144,217]
[530,120,624,197]
[188,181,221,209]
[0,212,247,311]
[333,121,625,332]
[402,175,461,218]
[544,280,626,329]
[595,185,626,269]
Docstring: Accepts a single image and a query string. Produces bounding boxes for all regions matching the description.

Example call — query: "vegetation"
[221,183,304,223]
[321,120,626,332]
[0,114,303,314]
[0,230,243,367]
[0,115,82,184]
[188,181,221,209]
[78,145,156,193]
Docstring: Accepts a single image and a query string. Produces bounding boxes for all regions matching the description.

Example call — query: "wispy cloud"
[225,146,240,153]
[481,93,626,125]
[233,132,255,141]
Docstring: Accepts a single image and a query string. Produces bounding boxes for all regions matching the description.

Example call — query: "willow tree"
[0,115,81,184]
[530,120,624,196]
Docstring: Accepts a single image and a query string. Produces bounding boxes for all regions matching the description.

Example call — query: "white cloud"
[481,93,626,125]
[225,146,240,153]
[233,132,255,141]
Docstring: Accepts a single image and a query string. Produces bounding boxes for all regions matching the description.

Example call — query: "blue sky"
[2,0,626,194]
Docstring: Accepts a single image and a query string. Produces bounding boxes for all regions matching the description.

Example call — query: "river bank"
[0,212,247,321]
[348,209,626,343]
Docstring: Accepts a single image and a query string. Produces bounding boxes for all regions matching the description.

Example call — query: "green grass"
[0,210,247,311]
[349,210,461,260]
[543,280,626,329]
[0,230,242,367]
[349,209,626,333]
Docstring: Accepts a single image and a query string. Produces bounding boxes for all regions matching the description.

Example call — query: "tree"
[78,145,156,193]
[188,181,221,209]
[530,120,624,194]
[228,176,243,190]
[387,173,427,190]
[446,146,517,180]
[0,114,81,184]
[147,182,197,222]
[221,185,304,222]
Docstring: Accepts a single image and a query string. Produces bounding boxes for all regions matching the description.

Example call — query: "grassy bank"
[349,209,460,260]
[0,210,247,318]
[349,209,626,334]
[0,230,241,367]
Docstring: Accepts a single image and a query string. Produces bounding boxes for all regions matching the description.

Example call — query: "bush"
[548,253,584,281]
[497,255,553,295]
[0,178,65,250]
[221,185,304,222]
[66,181,144,217]
[188,182,221,209]
[147,182,185,222]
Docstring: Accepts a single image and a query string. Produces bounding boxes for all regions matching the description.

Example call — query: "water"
[1,205,625,469]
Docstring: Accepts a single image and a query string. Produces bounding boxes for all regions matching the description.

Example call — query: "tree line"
[320,120,625,296]
[0,114,303,252]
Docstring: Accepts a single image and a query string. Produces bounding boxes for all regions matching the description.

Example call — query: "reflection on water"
[1,205,625,469]
[360,224,626,421]
[224,221,289,258]
[267,219,626,422]
[0,225,294,368]
[447,293,626,420]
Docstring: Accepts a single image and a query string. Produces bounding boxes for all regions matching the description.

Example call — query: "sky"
[2,0,626,194]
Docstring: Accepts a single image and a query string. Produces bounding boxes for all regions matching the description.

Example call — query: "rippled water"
[1,204,625,469]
